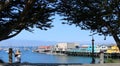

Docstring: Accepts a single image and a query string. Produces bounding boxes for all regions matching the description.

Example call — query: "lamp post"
[90,34,95,64]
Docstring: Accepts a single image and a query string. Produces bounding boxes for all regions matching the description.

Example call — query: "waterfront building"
[36,46,52,52]
[67,45,99,53]
[99,45,108,52]
[38,46,51,50]
[87,45,100,53]
[79,45,89,52]
[67,45,109,53]
[106,45,120,53]
[84,45,109,53]
[54,42,79,51]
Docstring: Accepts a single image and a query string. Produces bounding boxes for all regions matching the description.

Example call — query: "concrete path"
[0,63,120,66]
[67,63,120,66]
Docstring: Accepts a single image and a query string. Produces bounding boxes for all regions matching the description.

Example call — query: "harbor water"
[0,47,99,64]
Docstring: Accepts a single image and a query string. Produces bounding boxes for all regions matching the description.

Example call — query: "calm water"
[0,48,99,64]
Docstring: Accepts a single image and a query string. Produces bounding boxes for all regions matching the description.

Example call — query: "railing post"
[100,51,104,64]
[8,48,13,63]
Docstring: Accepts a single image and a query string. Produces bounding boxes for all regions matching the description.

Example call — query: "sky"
[0,15,116,46]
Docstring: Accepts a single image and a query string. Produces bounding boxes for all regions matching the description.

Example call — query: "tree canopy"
[0,0,57,41]
[57,0,120,49]
[1,0,120,49]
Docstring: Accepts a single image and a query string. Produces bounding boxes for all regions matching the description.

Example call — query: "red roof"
[38,46,51,49]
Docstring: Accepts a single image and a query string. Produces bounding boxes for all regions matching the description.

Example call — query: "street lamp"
[91,35,95,64]
[90,34,95,64]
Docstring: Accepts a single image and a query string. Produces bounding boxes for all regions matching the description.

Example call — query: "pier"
[54,51,120,59]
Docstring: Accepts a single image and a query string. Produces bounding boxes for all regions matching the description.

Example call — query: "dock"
[54,51,120,59]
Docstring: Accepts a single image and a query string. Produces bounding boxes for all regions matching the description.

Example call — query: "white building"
[99,45,108,51]
[54,42,80,51]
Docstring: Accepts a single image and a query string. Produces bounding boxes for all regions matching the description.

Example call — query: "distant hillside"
[0,39,114,47]
[0,39,57,47]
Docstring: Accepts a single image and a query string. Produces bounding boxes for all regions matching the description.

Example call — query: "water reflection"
[0,48,99,64]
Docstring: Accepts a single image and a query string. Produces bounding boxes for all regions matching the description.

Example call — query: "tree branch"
[18,0,36,22]
[0,29,23,41]
[0,0,12,12]
[107,25,120,50]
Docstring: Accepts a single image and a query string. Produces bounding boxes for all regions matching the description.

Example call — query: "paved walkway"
[0,63,120,66]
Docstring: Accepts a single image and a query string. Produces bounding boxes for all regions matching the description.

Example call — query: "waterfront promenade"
[0,63,120,66]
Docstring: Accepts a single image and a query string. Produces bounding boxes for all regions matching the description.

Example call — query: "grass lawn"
[105,58,120,63]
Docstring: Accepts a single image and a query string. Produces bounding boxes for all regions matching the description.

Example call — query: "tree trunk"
[107,25,120,50]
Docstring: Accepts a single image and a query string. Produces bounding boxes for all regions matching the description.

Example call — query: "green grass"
[105,58,120,63]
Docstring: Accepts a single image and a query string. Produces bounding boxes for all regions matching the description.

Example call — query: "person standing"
[15,49,21,63]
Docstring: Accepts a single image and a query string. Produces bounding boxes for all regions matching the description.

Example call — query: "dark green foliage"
[0,0,120,49]
[105,58,120,63]
[57,0,120,49]
[0,0,57,41]
[105,58,115,63]
[57,0,120,36]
